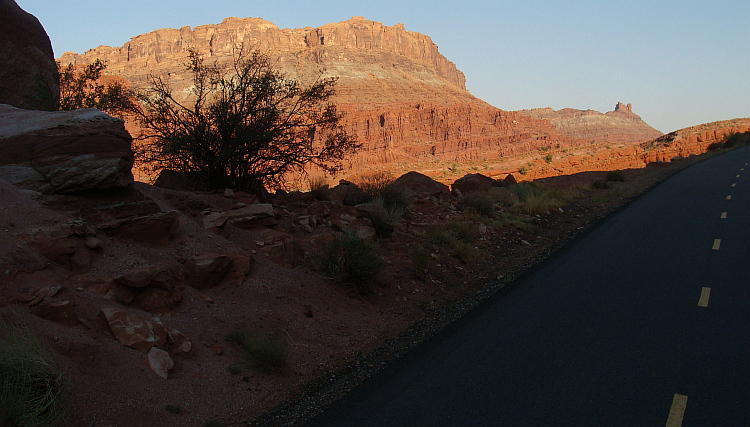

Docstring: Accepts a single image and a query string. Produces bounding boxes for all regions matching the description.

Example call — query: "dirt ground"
[0,149,721,427]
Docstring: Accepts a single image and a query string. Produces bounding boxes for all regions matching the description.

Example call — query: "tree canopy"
[132,48,359,190]
[58,59,135,118]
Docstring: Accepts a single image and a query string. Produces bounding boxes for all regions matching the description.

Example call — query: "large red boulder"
[451,173,501,195]
[0,105,134,193]
[0,0,59,110]
[392,171,450,200]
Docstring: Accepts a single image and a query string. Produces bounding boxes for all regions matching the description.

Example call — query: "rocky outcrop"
[518,103,662,145]
[0,0,58,110]
[0,105,134,193]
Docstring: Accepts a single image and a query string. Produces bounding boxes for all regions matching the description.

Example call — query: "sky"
[16,0,750,133]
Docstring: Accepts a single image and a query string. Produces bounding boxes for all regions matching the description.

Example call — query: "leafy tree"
[132,48,359,190]
[58,59,135,118]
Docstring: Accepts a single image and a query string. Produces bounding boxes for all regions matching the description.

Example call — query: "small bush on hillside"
[605,170,626,182]
[544,154,553,164]
[448,221,479,244]
[0,316,69,427]
[369,197,405,238]
[451,241,479,264]
[497,213,531,232]
[426,221,480,263]
[318,233,383,295]
[591,180,610,190]
[510,182,569,215]
[225,325,289,373]
[457,193,496,218]
[409,244,429,278]
[308,177,330,201]
[723,131,748,148]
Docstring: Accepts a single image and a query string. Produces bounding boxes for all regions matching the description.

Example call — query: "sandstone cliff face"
[0,0,59,110]
[59,16,466,103]
[60,17,583,175]
[519,102,663,145]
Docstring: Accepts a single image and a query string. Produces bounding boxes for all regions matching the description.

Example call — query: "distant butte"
[518,102,662,145]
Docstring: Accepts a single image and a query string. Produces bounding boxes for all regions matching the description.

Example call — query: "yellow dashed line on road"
[727,195,732,200]
[736,175,741,178]
[713,239,721,250]
[721,212,727,219]
[732,183,736,187]
[666,394,688,427]
[698,287,711,307]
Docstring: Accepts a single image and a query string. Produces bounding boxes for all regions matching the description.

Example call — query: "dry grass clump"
[510,182,570,215]
[457,192,496,218]
[316,233,383,295]
[426,221,480,263]
[0,316,69,427]
[225,325,290,373]
[308,176,331,201]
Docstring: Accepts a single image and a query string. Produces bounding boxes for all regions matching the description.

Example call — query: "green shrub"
[450,241,479,264]
[409,244,429,278]
[166,404,183,414]
[225,325,289,373]
[519,166,528,175]
[544,154,553,164]
[605,170,625,182]
[591,180,610,189]
[457,193,496,218]
[497,213,531,232]
[723,131,748,148]
[426,226,458,248]
[369,197,405,238]
[347,172,412,212]
[308,177,330,201]
[510,182,568,215]
[448,221,478,244]
[318,234,383,295]
[0,317,69,427]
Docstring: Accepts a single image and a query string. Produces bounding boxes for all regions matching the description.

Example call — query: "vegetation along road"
[306,146,750,426]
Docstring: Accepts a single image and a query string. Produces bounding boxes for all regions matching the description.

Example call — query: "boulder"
[18,220,97,267]
[98,307,167,352]
[165,326,192,354]
[30,300,78,326]
[146,347,174,379]
[0,0,58,110]
[0,105,134,194]
[451,173,501,195]
[109,264,183,312]
[203,204,274,229]
[101,210,179,245]
[226,204,275,229]
[183,254,234,290]
[393,171,450,200]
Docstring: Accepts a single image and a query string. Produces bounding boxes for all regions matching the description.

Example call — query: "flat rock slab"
[0,104,134,194]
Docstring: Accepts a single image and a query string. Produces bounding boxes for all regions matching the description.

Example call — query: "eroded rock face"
[58,17,588,176]
[0,105,134,194]
[0,0,59,110]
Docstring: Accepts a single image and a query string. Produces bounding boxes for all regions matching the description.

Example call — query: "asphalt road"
[306,146,750,426]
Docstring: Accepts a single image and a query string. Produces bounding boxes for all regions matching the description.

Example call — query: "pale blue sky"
[16,0,750,133]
